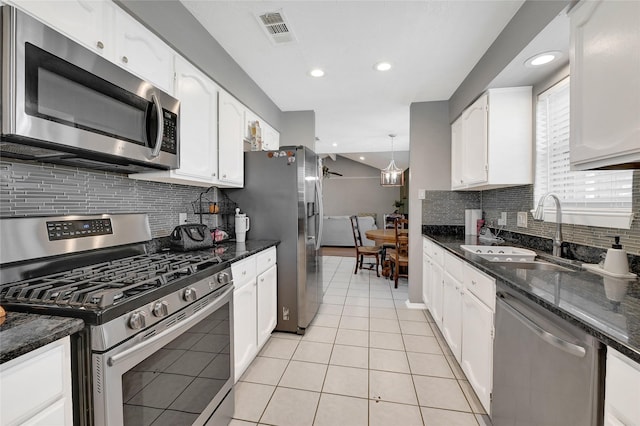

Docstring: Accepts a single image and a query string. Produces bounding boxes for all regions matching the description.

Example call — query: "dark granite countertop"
[0,239,278,365]
[0,312,84,364]
[423,232,640,363]
[209,239,279,265]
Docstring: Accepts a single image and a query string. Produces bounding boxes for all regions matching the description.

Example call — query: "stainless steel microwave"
[1,6,180,172]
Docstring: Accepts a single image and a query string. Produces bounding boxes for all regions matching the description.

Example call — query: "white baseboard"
[404,299,427,310]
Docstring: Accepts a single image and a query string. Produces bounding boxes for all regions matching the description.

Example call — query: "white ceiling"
[180,1,528,170]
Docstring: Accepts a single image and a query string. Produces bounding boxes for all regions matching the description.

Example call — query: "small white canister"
[235,208,250,242]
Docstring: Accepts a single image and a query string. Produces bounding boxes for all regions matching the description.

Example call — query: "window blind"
[534,77,633,228]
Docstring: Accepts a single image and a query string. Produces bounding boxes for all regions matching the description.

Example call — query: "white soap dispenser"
[603,236,629,275]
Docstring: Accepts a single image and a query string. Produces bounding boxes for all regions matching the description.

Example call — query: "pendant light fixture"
[380,134,404,186]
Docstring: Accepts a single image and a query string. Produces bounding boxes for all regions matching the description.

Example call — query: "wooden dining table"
[365,228,408,246]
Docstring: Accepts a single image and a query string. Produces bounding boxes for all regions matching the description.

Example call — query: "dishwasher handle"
[497,295,587,358]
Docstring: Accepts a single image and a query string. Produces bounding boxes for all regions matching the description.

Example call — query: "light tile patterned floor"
[231,256,492,426]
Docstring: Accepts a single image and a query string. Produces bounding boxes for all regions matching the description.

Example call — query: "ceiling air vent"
[256,11,296,45]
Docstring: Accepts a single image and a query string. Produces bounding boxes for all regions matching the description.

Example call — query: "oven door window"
[121,303,231,425]
[24,42,158,147]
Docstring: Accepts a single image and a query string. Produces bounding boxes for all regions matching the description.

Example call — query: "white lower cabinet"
[605,348,640,425]
[257,264,278,348]
[232,256,258,382]
[461,291,494,414]
[232,247,278,382]
[442,252,464,362]
[461,262,495,415]
[0,337,73,426]
[431,260,444,330]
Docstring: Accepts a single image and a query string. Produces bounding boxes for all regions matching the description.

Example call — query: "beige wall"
[322,156,401,228]
[408,101,451,303]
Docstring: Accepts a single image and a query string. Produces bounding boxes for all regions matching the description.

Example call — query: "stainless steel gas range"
[0,214,234,426]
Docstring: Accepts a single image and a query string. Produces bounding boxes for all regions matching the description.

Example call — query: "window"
[535,77,634,229]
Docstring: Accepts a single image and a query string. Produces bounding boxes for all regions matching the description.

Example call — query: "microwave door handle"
[150,94,163,159]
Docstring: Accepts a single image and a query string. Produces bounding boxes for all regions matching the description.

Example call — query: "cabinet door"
[174,56,219,182]
[262,123,280,151]
[442,272,462,362]
[431,262,444,331]
[257,265,278,349]
[605,348,640,426]
[461,291,493,414]
[460,93,488,185]
[233,281,258,382]
[450,117,464,189]
[218,91,245,186]
[114,7,174,93]
[422,254,431,308]
[0,337,72,426]
[8,0,114,57]
[570,0,640,170]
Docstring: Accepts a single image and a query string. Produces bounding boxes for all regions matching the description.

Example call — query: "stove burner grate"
[0,252,222,309]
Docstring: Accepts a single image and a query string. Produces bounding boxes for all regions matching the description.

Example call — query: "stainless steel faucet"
[533,193,563,257]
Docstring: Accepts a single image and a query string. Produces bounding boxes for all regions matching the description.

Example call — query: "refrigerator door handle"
[315,178,324,250]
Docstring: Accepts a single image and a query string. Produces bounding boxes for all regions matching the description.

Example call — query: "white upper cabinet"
[7,0,115,57]
[218,91,245,187]
[569,0,640,170]
[451,87,532,191]
[173,57,219,182]
[113,7,174,93]
[130,57,221,187]
[450,117,464,190]
[262,122,281,151]
[11,1,174,93]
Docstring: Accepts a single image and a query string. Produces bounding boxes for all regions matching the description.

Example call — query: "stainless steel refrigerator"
[229,146,323,334]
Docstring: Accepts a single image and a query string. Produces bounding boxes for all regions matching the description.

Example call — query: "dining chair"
[389,218,409,288]
[349,215,381,277]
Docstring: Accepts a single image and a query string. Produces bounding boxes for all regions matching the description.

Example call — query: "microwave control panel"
[162,110,178,154]
[46,219,113,241]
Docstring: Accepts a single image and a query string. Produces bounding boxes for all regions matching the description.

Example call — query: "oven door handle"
[107,286,233,367]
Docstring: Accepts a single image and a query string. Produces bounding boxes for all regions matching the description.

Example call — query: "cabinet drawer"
[232,255,257,290]
[463,263,495,311]
[444,252,464,282]
[423,237,433,255]
[256,247,277,274]
[431,245,444,266]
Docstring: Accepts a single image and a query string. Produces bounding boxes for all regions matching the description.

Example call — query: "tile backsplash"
[1,159,221,237]
[422,171,640,256]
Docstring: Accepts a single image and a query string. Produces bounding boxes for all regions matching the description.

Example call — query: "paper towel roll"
[465,209,482,235]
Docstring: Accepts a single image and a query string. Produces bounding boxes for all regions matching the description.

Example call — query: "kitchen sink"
[460,245,537,262]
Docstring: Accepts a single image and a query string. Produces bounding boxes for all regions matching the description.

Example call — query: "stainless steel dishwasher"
[492,285,603,426]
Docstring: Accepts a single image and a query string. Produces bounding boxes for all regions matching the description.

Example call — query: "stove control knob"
[152,301,169,317]
[183,287,197,302]
[217,272,230,285]
[128,311,147,330]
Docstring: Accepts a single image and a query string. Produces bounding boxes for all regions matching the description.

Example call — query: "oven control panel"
[46,218,113,241]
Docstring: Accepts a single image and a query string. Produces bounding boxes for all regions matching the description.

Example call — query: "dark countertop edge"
[0,239,279,365]
[422,232,640,364]
[215,240,279,268]
[0,314,84,364]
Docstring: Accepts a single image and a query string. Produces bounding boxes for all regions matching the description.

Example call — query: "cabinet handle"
[471,280,477,286]
[223,174,227,178]
[122,56,129,64]
[242,271,246,275]
[96,41,104,49]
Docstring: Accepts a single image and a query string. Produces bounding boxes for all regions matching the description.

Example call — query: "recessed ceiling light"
[310,68,325,77]
[374,61,392,72]
[332,143,338,147]
[359,156,365,161]
[524,51,562,68]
